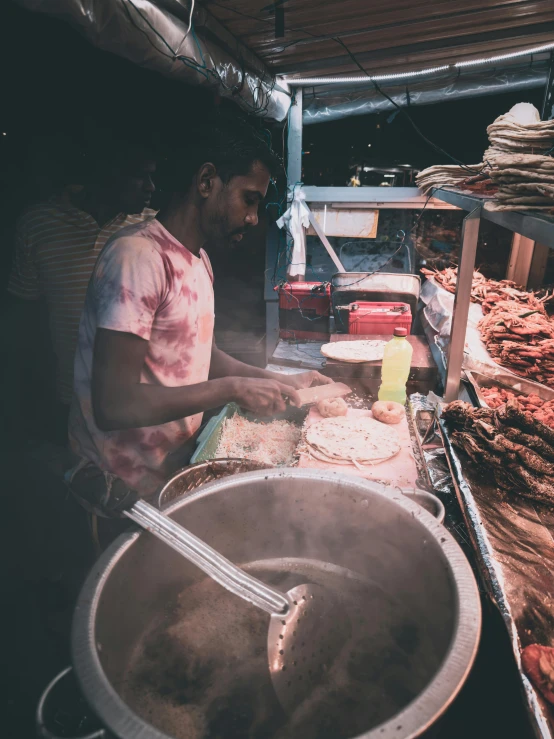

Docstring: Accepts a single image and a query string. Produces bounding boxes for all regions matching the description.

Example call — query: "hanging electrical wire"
[122,0,277,117]
[329,38,485,175]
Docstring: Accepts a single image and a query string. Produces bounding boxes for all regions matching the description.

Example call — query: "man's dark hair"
[169,117,281,192]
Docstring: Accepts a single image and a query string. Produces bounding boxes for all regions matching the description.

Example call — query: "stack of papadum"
[417,103,554,212]
[415,164,487,196]
[483,103,554,212]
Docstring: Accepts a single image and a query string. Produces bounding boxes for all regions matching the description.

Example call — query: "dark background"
[0,1,545,293]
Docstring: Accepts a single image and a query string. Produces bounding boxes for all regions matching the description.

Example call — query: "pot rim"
[72,468,481,739]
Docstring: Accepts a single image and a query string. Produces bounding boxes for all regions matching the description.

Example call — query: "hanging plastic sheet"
[14,0,290,121]
[303,64,547,124]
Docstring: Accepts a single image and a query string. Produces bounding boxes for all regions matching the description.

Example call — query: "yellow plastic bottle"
[378,328,413,405]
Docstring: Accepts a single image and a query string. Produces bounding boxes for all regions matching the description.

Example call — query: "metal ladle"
[125,499,350,715]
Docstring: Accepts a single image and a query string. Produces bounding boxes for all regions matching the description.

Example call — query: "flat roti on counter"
[320,340,386,363]
[305,416,401,467]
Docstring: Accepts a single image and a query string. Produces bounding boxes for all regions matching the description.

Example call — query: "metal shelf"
[435,188,554,250]
[433,188,554,401]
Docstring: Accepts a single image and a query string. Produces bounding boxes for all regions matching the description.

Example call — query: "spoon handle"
[126,499,289,615]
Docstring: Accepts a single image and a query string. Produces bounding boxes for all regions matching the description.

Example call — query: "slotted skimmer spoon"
[125,499,350,715]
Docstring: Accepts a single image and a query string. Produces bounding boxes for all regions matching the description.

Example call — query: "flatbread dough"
[305,416,401,467]
[320,340,387,363]
[317,397,348,418]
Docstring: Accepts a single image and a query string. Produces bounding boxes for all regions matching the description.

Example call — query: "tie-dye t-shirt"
[69,218,215,494]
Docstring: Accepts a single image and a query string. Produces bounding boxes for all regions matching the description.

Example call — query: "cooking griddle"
[298,407,418,488]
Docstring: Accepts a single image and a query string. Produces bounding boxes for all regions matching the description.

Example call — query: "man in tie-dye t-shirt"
[67,119,331,513]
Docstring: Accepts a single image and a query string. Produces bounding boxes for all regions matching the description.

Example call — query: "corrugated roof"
[206,0,554,78]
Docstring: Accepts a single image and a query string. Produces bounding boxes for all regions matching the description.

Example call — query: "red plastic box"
[276,282,331,340]
[347,301,412,335]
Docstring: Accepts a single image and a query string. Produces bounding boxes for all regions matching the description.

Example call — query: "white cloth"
[276,188,310,280]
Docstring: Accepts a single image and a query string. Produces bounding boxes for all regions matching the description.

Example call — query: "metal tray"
[465,369,554,409]
[191,402,306,464]
[438,408,554,739]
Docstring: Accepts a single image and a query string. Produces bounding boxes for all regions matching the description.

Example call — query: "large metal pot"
[72,469,480,739]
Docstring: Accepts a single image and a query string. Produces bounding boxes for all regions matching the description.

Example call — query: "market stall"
[26,2,554,738]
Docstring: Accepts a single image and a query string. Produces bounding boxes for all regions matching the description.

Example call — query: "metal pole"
[541,50,554,120]
[287,87,303,193]
[264,88,303,358]
[302,202,346,272]
[264,224,281,362]
[286,86,304,281]
[444,207,481,402]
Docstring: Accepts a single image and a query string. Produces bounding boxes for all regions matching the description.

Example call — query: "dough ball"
[507,102,540,125]
[372,400,405,424]
[317,397,348,418]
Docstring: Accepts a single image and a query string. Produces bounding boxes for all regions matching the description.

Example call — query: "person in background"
[67,118,331,521]
[6,131,157,444]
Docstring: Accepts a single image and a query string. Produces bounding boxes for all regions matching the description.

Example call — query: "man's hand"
[231,377,301,416]
[276,370,333,392]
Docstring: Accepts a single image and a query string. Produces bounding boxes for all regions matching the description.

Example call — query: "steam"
[122,559,441,739]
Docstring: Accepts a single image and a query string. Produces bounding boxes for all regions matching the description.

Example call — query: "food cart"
[24,1,554,737]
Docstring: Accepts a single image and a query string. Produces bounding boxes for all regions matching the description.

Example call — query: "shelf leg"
[506,233,535,288]
[445,207,481,402]
[286,87,305,281]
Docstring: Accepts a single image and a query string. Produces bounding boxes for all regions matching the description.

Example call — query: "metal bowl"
[157,458,268,508]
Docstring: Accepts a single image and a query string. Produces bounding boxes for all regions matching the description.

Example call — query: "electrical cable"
[332,38,485,175]
[122,0,276,116]
[185,0,196,44]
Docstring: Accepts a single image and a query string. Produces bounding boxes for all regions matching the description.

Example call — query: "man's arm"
[92,329,300,431]
[209,341,332,390]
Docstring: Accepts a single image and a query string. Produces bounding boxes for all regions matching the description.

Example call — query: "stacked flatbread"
[415,164,486,196]
[303,416,401,468]
[484,103,554,211]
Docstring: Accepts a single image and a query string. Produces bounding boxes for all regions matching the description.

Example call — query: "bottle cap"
[394,327,408,337]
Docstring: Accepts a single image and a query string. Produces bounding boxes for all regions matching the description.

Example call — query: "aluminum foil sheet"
[408,394,478,568]
[271,339,326,370]
[439,409,554,739]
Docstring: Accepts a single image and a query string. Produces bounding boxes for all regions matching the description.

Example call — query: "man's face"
[110,157,157,215]
[201,160,270,247]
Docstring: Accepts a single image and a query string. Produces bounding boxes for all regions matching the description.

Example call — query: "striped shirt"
[8,196,156,404]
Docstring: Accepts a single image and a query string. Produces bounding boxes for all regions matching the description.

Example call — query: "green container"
[191,403,244,463]
[191,403,307,464]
